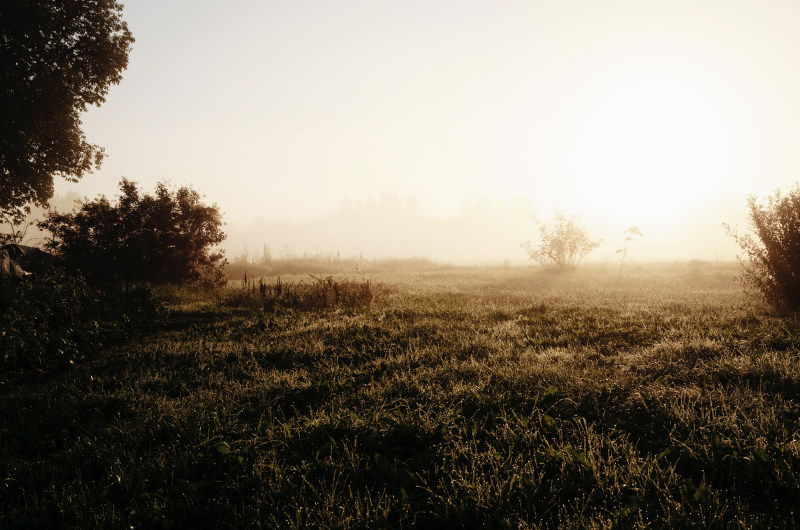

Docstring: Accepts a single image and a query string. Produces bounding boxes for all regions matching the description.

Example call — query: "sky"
[55,0,800,262]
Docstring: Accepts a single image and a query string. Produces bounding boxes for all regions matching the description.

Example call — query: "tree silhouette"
[0,0,134,223]
[41,180,228,286]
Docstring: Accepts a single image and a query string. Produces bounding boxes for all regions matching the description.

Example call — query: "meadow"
[2,261,800,528]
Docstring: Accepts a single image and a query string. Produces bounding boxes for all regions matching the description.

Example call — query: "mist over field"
[52,0,800,264]
[223,192,748,265]
[38,187,749,265]
[30,184,750,266]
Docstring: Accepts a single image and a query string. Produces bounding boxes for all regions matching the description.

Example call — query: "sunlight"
[579,82,725,224]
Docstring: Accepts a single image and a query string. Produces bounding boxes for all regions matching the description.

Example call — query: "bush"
[0,270,160,373]
[727,184,800,311]
[521,212,601,270]
[40,179,227,286]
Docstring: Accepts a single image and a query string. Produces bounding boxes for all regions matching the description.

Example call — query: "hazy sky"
[57,0,800,261]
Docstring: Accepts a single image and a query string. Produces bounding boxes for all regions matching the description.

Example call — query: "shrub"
[40,179,227,286]
[521,212,601,270]
[0,270,160,372]
[727,184,800,311]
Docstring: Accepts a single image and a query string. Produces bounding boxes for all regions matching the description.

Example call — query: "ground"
[2,262,800,528]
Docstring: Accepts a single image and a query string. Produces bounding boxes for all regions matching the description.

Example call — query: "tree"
[0,209,36,246]
[0,0,134,223]
[726,184,800,311]
[40,179,228,286]
[521,212,601,270]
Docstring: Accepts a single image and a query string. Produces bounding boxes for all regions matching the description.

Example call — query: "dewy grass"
[224,274,375,311]
[2,262,800,528]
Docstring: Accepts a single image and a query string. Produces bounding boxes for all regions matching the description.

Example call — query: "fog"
[8,186,748,266]
[47,0,800,263]
[223,192,748,265]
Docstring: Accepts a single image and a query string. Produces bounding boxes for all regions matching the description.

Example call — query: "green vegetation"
[0,0,133,223]
[727,183,800,311]
[2,262,799,527]
[41,179,227,286]
[227,275,375,312]
[0,269,159,373]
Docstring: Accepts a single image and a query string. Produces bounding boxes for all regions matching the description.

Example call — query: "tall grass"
[225,275,375,311]
[224,251,443,280]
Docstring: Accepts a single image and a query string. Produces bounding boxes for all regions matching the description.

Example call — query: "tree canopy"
[0,0,133,222]
[41,179,228,286]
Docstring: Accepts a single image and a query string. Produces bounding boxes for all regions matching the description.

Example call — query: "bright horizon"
[53,0,800,262]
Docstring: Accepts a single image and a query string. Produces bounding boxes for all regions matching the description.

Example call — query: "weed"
[224,275,375,311]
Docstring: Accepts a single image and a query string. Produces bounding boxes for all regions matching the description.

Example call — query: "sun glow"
[499,27,752,237]
[580,87,724,222]
[53,0,799,261]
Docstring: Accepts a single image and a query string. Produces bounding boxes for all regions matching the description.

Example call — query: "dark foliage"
[1,243,59,273]
[0,269,159,373]
[727,184,800,311]
[3,265,799,527]
[40,179,228,286]
[0,0,134,223]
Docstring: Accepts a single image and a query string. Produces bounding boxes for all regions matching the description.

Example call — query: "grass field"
[3,262,800,528]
